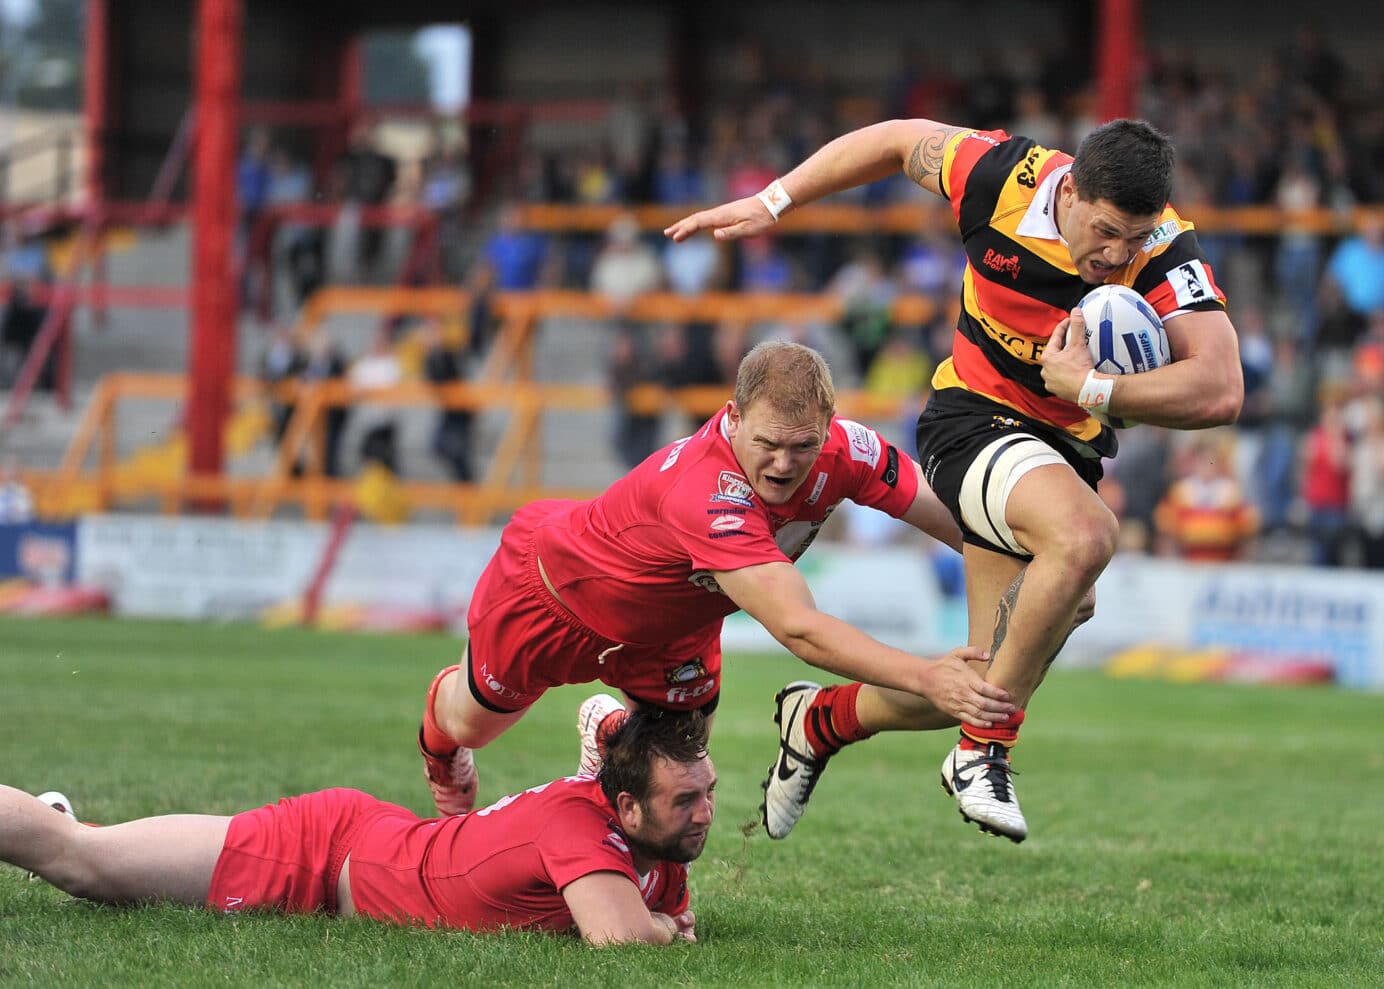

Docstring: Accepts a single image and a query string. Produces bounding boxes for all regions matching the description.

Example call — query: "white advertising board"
[721,545,947,655]
[1070,555,1384,689]
[77,515,501,621]
[78,514,325,619]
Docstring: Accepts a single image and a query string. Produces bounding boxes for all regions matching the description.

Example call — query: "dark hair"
[598,707,709,807]
[1071,119,1175,217]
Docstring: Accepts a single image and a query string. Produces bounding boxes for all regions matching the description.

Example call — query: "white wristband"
[756,179,793,221]
[1077,370,1114,415]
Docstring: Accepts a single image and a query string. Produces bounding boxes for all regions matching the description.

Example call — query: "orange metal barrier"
[28,285,921,524]
[514,202,1384,236]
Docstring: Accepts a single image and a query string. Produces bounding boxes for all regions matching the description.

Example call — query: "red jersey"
[347,776,688,932]
[530,409,918,646]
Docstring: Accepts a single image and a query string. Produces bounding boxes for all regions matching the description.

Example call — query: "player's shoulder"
[825,417,889,470]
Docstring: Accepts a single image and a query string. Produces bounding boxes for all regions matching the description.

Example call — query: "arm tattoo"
[990,568,1026,655]
[905,127,964,186]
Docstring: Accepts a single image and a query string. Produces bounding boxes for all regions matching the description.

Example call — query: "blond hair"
[733,340,836,419]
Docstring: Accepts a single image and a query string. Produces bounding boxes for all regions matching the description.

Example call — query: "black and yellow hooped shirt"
[933,129,1227,457]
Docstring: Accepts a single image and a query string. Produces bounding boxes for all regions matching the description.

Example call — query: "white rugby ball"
[1079,284,1170,377]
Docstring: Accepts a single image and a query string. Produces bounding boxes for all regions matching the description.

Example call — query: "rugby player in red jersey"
[6,709,711,944]
[667,118,1242,843]
[418,340,1016,831]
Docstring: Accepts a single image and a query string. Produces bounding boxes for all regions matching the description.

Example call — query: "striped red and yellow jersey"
[933,129,1227,456]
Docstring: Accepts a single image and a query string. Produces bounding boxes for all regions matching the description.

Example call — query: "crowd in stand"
[42,29,1371,567]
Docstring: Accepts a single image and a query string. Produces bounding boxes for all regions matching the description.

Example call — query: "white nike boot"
[761,681,832,839]
[940,739,1028,842]
[576,693,628,777]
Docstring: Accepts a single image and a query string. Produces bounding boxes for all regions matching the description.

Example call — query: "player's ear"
[616,791,642,830]
[724,401,741,436]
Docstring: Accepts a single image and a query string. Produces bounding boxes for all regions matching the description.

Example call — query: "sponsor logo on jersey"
[479,662,524,702]
[965,131,1001,148]
[666,679,717,705]
[705,507,746,515]
[1141,219,1181,253]
[1169,259,1213,307]
[805,471,829,505]
[708,529,754,539]
[665,656,709,686]
[839,419,881,467]
[982,248,1022,280]
[709,514,745,532]
[659,437,692,471]
[712,470,755,506]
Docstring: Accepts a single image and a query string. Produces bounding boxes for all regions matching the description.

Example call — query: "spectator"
[258,323,304,447]
[1298,384,1353,567]
[236,128,274,308]
[265,148,325,311]
[477,200,554,291]
[591,214,665,468]
[1317,214,1384,359]
[419,135,472,279]
[607,325,667,469]
[1154,432,1260,562]
[652,141,706,206]
[349,334,405,474]
[826,241,898,378]
[299,330,349,478]
[1349,394,1384,569]
[1272,152,1323,345]
[0,228,55,391]
[329,124,398,281]
[421,319,475,483]
[0,455,34,523]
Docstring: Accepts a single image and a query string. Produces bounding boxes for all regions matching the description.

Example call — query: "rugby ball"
[1079,284,1170,376]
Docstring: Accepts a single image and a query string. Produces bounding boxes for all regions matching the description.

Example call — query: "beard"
[627,827,706,865]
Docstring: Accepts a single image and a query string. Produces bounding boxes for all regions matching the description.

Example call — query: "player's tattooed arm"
[905,125,967,192]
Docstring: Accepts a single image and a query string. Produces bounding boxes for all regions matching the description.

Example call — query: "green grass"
[1,615,1382,987]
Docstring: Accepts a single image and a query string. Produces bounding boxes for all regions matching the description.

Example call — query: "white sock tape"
[1077,369,1114,415]
[756,179,792,221]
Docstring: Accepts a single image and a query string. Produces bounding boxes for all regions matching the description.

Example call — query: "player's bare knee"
[1055,511,1118,579]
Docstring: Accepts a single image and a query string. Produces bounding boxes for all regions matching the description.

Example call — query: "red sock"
[804,683,874,758]
[420,664,461,755]
[959,708,1025,750]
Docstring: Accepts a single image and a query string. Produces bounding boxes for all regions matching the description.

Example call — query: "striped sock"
[804,683,873,758]
[959,708,1026,750]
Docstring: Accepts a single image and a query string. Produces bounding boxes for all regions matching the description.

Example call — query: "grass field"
[2,615,1382,987]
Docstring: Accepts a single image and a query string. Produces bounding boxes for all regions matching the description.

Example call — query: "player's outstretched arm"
[663,119,968,243]
[564,871,692,946]
[715,561,1014,727]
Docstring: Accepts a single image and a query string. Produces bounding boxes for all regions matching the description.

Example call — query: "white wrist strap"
[1077,370,1114,415]
[756,179,793,221]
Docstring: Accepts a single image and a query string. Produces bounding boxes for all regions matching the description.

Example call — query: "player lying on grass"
[2,705,711,945]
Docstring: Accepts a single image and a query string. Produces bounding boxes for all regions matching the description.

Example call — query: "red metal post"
[1095,0,1141,123]
[82,0,109,205]
[187,0,242,503]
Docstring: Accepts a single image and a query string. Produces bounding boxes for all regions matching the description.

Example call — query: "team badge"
[665,657,710,686]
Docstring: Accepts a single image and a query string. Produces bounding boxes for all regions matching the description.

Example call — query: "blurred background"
[1,0,1381,690]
